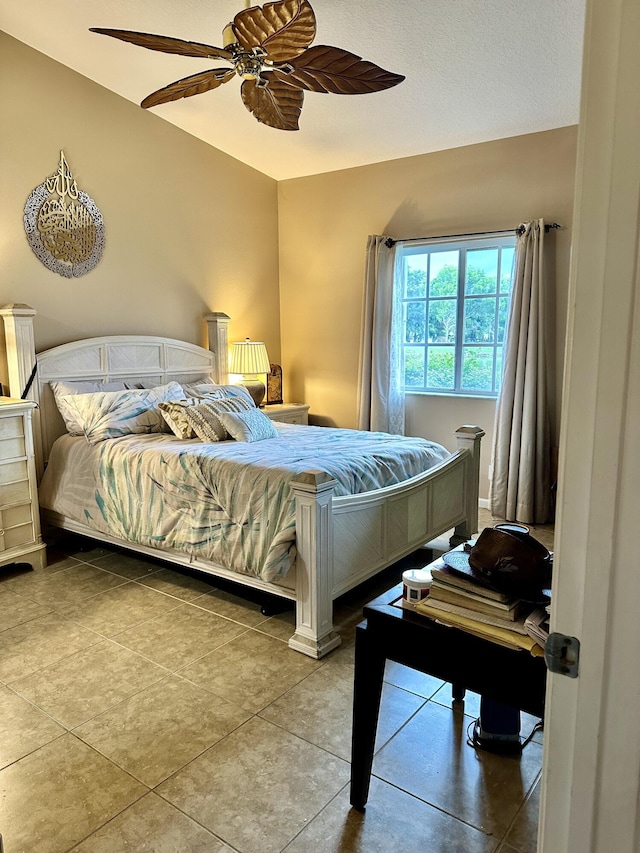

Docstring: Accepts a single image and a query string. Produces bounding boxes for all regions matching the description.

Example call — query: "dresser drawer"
[0,502,35,552]
[0,399,45,570]
[0,416,25,440]
[0,435,27,460]
[0,459,29,487]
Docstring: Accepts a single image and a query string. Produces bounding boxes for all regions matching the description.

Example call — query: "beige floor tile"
[0,611,102,682]
[73,792,233,852]
[138,567,216,601]
[57,581,182,637]
[0,733,146,853]
[158,716,350,853]
[0,686,65,769]
[76,674,251,787]
[0,586,52,632]
[477,509,554,553]
[385,659,446,699]
[178,629,321,713]
[503,776,541,853]
[323,636,356,667]
[261,661,425,760]
[91,550,164,579]
[372,700,543,837]
[255,606,296,641]
[0,555,85,586]
[114,602,248,670]
[9,640,167,728]
[284,776,500,853]
[47,532,117,565]
[4,562,127,609]
[194,587,270,626]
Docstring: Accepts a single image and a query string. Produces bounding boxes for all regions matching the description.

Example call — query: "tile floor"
[0,510,553,853]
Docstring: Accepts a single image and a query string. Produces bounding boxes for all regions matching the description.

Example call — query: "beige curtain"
[490,219,551,523]
[357,235,405,434]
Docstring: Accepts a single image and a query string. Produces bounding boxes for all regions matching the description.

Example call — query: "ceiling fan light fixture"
[90,0,405,131]
[222,23,237,49]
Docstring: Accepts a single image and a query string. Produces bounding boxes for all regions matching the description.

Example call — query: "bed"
[1,305,484,658]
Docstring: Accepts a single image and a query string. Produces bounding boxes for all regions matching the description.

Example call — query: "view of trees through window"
[400,237,516,395]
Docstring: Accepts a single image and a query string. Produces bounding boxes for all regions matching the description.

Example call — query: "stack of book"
[414,554,540,653]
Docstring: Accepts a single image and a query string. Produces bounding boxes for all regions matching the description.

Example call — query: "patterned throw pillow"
[181,396,255,442]
[217,408,278,443]
[58,381,185,444]
[158,392,226,439]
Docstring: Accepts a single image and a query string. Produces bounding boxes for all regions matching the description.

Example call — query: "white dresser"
[263,403,310,425]
[0,398,46,571]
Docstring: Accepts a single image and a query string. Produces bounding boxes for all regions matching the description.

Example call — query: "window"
[398,234,516,396]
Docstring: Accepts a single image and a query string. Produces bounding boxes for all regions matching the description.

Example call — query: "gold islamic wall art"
[24,151,105,278]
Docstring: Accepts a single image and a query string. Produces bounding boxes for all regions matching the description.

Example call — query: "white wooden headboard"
[0,304,230,480]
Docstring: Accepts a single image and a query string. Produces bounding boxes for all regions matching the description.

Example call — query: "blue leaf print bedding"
[40,424,450,583]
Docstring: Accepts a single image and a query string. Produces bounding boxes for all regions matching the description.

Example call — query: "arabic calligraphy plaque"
[267,363,283,404]
[24,151,104,277]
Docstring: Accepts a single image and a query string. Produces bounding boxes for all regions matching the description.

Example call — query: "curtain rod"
[384,222,561,248]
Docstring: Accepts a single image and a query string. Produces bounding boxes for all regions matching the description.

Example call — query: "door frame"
[539,1,640,851]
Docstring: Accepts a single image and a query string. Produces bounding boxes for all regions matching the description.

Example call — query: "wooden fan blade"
[90,28,233,61]
[233,0,315,62]
[241,76,303,130]
[273,45,405,94]
[141,68,235,109]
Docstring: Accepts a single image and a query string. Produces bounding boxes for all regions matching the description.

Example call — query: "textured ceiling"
[1,0,586,180]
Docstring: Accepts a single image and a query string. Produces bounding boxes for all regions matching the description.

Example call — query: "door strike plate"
[544,632,580,678]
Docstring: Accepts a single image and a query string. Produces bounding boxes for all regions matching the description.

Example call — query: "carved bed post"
[0,304,45,478]
[204,313,230,385]
[450,425,485,546]
[288,470,342,659]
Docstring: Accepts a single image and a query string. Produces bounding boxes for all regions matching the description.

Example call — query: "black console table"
[350,583,547,810]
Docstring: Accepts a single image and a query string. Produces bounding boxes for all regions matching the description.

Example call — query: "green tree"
[402,255,513,391]
[405,267,426,298]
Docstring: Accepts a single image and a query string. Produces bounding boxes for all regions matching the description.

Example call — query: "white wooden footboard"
[288,425,484,658]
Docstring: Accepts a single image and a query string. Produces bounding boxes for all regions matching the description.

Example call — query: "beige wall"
[2,32,577,502]
[0,33,280,385]
[278,127,578,499]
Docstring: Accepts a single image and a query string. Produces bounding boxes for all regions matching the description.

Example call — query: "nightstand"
[0,398,46,572]
[263,403,310,425]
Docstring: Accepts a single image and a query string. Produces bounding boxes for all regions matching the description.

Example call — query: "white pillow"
[50,380,133,435]
[58,381,185,444]
[217,408,278,443]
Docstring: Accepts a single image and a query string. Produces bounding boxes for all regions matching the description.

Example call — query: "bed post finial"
[204,312,230,385]
[0,304,37,400]
[451,425,485,546]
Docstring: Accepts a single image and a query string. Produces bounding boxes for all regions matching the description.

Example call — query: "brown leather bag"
[468,524,552,601]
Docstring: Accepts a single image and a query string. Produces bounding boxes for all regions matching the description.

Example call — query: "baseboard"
[479,498,489,509]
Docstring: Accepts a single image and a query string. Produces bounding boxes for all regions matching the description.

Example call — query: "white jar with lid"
[402,568,432,604]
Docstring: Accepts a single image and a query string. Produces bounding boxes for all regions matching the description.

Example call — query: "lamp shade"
[229,338,271,376]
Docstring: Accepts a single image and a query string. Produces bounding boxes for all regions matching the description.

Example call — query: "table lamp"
[229,337,271,407]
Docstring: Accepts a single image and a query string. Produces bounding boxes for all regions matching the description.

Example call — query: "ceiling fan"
[91,0,405,131]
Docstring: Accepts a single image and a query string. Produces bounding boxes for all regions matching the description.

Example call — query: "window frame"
[397,232,516,398]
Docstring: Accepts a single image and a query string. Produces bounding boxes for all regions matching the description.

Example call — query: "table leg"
[350,622,386,810]
[452,682,466,701]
